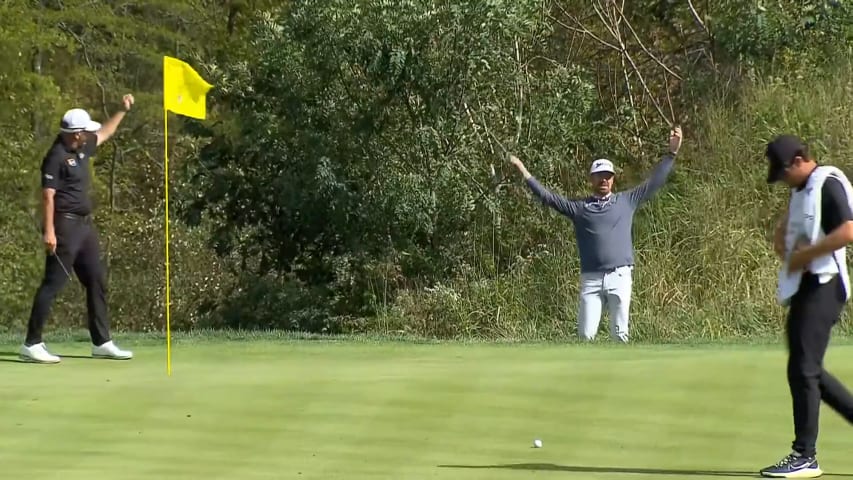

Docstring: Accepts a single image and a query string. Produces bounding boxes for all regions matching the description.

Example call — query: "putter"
[52,252,72,280]
[28,209,73,281]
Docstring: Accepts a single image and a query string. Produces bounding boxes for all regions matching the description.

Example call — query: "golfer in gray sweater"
[509,127,682,342]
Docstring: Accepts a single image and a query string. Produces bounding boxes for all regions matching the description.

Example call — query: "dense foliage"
[2,0,852,341]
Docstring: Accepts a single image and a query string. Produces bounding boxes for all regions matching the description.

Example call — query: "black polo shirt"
[818,177,853,233]
[41,133,97,216]
[795,171,853,234]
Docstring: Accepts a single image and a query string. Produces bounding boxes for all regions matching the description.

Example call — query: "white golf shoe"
[92,341,133,360]
[19,343,61,364]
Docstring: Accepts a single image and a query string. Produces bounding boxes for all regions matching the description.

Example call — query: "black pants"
[786,272,853,457]
[26,213,111,346]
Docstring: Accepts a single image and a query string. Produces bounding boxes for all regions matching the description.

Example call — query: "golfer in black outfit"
[20,95,136,364]
[761,135,853,478]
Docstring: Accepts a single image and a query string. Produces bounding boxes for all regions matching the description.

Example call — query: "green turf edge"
[1,327,852,349]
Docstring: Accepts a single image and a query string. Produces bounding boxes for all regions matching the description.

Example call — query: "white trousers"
[578,265,633,342]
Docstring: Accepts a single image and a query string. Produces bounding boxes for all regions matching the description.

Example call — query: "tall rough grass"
[376,61,853,342]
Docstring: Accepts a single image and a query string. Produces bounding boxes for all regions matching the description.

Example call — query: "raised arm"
[95,94,134,146]
[626,126,682,205]
[625,154,676,205]
[509,154,580,219]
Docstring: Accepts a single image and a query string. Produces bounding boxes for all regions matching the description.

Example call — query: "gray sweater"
[525,154,675,273]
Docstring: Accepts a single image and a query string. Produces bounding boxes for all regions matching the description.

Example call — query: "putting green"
[1,339,853,479]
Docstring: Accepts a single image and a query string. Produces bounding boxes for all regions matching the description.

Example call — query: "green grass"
[2,336,853,479]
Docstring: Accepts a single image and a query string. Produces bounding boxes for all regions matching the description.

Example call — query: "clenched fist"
[669,125,683,155]
[122,94,135,112]
[508,154,531,180]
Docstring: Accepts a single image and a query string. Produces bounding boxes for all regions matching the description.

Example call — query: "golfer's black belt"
[60,212,93,223]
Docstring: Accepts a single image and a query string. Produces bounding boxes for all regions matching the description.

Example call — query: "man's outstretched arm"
[509,154,580,219]
[627,126,682,205]
[95,94,134,146]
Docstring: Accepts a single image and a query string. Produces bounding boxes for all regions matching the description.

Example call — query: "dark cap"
[766,134,809,183]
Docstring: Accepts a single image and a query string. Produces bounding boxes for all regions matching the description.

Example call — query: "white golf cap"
[59,108,101,133]
[590,158,615,174]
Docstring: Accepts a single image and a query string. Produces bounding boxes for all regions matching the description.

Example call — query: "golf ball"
[533,439,542,448]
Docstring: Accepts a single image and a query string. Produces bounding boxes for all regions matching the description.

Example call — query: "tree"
[179,0,608,328]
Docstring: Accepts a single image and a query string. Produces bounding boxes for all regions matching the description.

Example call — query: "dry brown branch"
[599,1,673,125]
[664,73,676,122]
[613,8,682,81]
[463,100,495,159]
[623,51,671,125]
[619,54,642,147]
[548,15,620,53]
[592,0,644,142]
[590,1,620,46]
[687,0,709,35]
[551,2,621,52]
[514,37,524,147]
[609,63,619,114]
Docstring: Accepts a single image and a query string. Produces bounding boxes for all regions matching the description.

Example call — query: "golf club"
[27,208,73,281]
[53,253,72,280]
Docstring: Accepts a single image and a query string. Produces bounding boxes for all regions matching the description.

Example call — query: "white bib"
[776,166,853,306]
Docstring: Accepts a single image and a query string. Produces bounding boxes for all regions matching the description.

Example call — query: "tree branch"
[514,37,524,147]
[613,8,682,81]
[593,1,672,126]
[550,3,621,53]
[687,0,709,35]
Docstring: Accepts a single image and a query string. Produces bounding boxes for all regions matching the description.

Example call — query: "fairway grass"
[2,338,853,479]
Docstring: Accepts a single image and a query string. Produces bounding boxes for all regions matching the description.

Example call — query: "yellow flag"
[163,55,213,119]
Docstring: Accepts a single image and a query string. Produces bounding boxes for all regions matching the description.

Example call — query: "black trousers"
[26,213,111,346]
[786,272,853,457]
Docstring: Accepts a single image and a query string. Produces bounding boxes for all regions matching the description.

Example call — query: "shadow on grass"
[0,350,23,363]
[438,463,853,478]
[0,350,94,363]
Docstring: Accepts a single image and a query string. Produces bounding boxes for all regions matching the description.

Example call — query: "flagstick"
[164,107,172,376]
[161,54,212,377]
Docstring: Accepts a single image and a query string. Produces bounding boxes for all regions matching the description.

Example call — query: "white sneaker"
[19,343,61,364]
[92,341,133,360]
